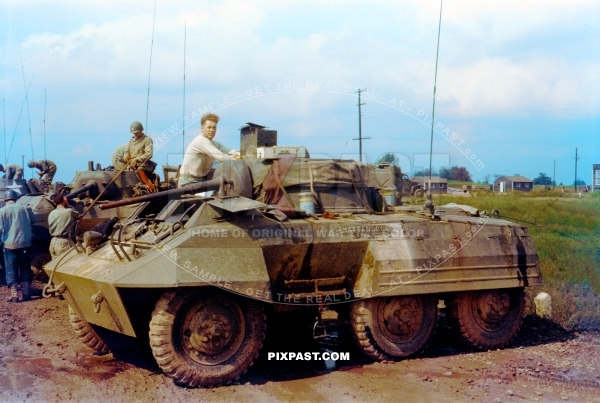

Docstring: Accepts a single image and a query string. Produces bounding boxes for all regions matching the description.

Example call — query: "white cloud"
[72,143,92,155]
[1,0,597,183]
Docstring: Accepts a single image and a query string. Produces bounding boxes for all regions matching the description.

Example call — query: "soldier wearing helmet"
[0,189,35,302]
[47,191,78,259]
[0,163,24,181]
[27,159,57,190]
[123,121,156,192]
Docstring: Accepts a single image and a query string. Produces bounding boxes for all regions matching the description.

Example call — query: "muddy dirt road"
[1,287,599,403]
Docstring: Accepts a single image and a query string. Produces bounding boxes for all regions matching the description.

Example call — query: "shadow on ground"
[90,311,579,387]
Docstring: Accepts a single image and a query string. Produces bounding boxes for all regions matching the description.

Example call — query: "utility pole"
[573,148,580,192]
[553,160,556,190]
[352,89,370,162]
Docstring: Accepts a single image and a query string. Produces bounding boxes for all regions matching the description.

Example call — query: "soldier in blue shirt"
[0,190,35,302]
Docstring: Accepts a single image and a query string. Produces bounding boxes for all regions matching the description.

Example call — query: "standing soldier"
[48,192,78,258]
[123,121,156,192]
[0,163,24,181]
[0,190,35,302]
[111,144,129,171]
[28,159,57,190]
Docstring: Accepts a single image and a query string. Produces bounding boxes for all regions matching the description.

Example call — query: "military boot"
[6,284,19,302]
[20,281,31,301]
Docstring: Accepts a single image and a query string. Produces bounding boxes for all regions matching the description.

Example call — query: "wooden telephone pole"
[353,89,370,162]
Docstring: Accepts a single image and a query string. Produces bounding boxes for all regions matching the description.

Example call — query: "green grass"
[447,180,479,187]
[435,193,600,330]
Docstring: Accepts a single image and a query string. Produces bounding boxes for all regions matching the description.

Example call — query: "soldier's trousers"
[50,237,71,258]
[4,247,31,288]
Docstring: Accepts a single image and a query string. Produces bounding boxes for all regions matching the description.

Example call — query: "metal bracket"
[91,290,105,313]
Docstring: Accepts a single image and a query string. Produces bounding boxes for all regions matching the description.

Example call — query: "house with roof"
[493,175,533,192]
[593,164,600,192]
[412,176,448,194]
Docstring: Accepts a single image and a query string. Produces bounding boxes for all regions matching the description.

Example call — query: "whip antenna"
[145,0,157,133]
[6,58,41,163]
[182,21,186,154]
[44,89,47,161]
[17,36,35,172]
[424,0,443,216]
[3,99,5,164]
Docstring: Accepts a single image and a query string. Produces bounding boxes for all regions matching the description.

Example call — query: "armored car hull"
[44,150,541,388]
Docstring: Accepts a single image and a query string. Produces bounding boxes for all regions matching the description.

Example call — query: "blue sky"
[1,0,598,185]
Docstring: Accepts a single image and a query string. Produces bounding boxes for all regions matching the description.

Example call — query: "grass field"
[434,192,600,330]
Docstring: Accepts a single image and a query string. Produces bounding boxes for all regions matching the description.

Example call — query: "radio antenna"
[17,36,35,170]
[182,21,187,154]
[6,57,40,163]
[44,89,47,161]
[3,99,5,164]
[145,0,157,133]
[424,0,443,216]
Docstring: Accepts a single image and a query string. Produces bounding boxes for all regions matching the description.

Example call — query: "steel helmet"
[130,121,144,133]
[27,160,36,168]
[4,189,19,201]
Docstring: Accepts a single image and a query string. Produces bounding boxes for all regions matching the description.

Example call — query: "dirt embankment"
[1,287,599,403]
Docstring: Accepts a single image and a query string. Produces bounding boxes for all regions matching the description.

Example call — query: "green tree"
[439,166,472,181]
[375,153,399,165]
[413,168,437,177]
[533,173,552,186]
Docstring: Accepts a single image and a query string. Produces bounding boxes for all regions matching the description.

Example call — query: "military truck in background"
[368,163,425,200]
[44,123,541,388]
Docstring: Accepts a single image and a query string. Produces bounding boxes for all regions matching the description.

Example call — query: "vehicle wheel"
[68,306,110,354]
[414,189,425,198]
[350,295,438,361]
[149,289,266,388]
[449,288,525,350]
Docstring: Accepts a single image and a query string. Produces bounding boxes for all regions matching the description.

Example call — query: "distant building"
[493,175,533,192]
[593,164,600,192]
[412,176,448,194]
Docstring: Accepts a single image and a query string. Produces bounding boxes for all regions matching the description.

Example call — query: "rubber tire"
[350,295,438,361]
[449,288,525,350]
[414,189,425,198]
[149,289,266,388]
[68,306,110,354]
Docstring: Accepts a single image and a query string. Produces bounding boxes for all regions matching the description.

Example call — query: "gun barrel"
[98,178,222,210]
[66,182,97,200]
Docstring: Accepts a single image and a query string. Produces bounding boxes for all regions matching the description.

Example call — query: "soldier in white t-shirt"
[178,113,239,187]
